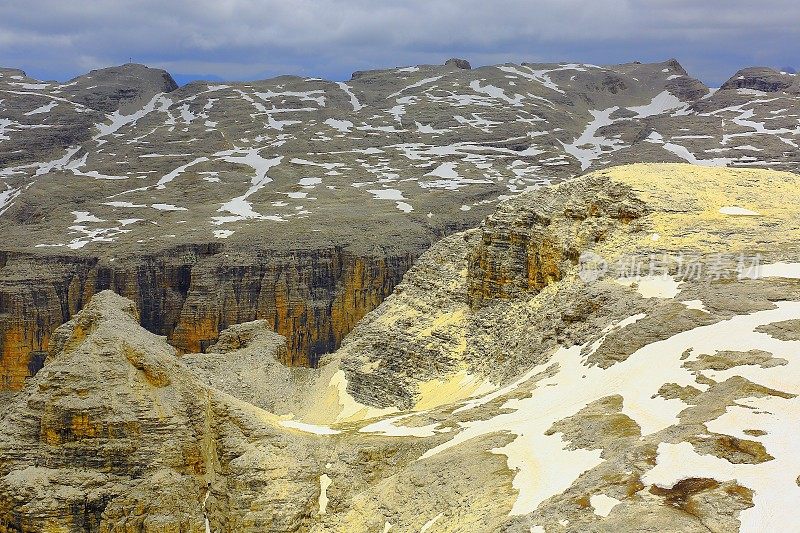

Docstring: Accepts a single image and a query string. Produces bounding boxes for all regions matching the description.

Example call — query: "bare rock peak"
[664,58,688,75]
[444,57,472,69]
[68,63,178,92]
[721,66,798,93]
[0,67,27,78]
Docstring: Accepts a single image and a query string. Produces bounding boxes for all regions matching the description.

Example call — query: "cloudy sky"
[1,0,798,86]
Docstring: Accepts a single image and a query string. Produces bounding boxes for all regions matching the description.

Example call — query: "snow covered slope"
[300,163,800,532]
[1,59,797,252]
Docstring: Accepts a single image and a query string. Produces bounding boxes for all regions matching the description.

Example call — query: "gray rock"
[444,57,471,69]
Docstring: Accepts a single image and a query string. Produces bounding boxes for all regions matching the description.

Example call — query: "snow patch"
[151,203,188,211]
[156,157,209,189]
[336,82,363,111]
[24,101,58,115]
[469,80,523,106]
[318,474,332,514]
[563,107,622,170]
[615,275,683,299]
[590,494,621,517]
[213,151,283,224]
[72,211,103,224]
[627,91,686,118]
[388,76,443,98]
[419,304,800,515]
[324,118,353,133]
[279,420,340,435]
[719,206,760,216]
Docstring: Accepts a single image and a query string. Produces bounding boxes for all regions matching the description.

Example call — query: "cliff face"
[0,245,416,391]
[467,176,649,307]
[168,249,416,366]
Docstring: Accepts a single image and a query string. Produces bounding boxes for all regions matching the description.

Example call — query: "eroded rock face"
[316,164,800,530]
[64,64,179,113]
[182,320,305,412]
[0,244,416,390]
[721,67,799,94]
[0,291,215,531]
[0,290,514,532]
[467,174,649,307]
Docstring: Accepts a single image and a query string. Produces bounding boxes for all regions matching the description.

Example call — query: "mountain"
[0,59,799,398]
[1,163,798,531]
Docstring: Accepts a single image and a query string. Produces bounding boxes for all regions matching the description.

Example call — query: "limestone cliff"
[0,245,417,391]
[467,174,649,307]
[319,164,800,531]
[336,164,800,407]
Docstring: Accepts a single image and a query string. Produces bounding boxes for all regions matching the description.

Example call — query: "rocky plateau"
[2,59,800,393]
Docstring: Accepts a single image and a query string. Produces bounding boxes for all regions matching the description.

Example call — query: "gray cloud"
[1,0,798,85]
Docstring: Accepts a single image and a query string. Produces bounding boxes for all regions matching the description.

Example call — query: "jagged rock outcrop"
[335,163,800,407]
[444,58,472,69]
[0,291,215,531]
[721,67,799,93]
[182,320,311,412]
[467,175,649,307]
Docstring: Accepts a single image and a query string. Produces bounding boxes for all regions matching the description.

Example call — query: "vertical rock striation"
[467,175,648,308]
[0,245,417,391]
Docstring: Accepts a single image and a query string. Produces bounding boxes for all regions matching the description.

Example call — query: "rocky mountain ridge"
[1,58,799,393]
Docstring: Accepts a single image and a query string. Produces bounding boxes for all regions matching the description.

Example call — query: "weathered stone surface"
[720,67,799,93]
[64,63,179,113]
[755,319,800,341]
[3,44,800,531]
[0,64,177,169]
[0,244,417,390]
[182,320,314,412]
[3,164,800,531]
[0,291,214,531]
[4,58,800,394]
